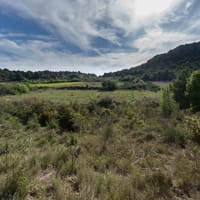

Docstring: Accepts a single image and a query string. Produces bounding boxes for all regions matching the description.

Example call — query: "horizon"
[0,0,200,75]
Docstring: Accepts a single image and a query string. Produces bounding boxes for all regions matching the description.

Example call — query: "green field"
[30,81,102,88]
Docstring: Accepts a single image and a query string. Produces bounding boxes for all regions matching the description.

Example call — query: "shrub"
[102,80,118,91]
[162,127,186,147]
[186,70,200,112]
[0,83,30,96]
[0,170,29,199]
[58,106,76,132]
[161,88,177,117]
[185,116,200,145]
[15,83,30,94]
[123,79,160,91]
[145,171,172,197]
[12,99,57,127]
[97,97,116,109]
[172,68,191,109]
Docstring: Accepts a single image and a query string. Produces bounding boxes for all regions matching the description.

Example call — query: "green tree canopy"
[172,68,191,109]
[186,70,200,112]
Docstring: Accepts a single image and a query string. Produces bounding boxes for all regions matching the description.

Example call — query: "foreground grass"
[0,89,200,199]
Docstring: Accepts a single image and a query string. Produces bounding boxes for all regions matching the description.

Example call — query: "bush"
[58,106,76,132]
[123,79,160,91]
[0,170,29,199]
[185,116,200,145]
[0,83,30,96]
[163,127,186,147]
[97,97,117,109]
[102,80,118,91]
[172,68,191,109]
[161,88,177,117]
[15,83,30,94]
[186,70,200,112]
[145,171,172,196]
[11,98,57,126]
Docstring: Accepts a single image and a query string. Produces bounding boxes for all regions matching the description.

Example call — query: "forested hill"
[103,41,200,81]
[0,69,97,82]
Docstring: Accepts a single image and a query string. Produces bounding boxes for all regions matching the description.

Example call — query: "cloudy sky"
[0,0,199,74]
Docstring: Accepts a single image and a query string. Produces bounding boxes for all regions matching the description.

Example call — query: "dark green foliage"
[161,88,176,117]
[102,80,118,91]
[172,68,191,109]
[58,106,76,132]
[0,68,97,82]
[186,70,200,112]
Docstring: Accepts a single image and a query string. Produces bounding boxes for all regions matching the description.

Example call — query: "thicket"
[122,79,160,91]
[172,69,200,112]
[102,80,118,91]
[0,92,200,199]
[0,83,30,96]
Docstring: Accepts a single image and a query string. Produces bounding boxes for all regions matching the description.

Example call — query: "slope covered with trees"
[103,41,200,81]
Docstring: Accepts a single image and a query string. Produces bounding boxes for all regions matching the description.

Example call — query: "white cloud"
[0,0,185,49]
[133,27,200,54]
[0,0,199,74]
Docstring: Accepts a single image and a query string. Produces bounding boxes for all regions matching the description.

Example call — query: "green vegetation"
[172,68,191,109]
[122,79,160,91]
[1,89,160,104]
[1,40,200,199]
[172,69,200,112]
[0,83,30,96]
[161,87,177,117]
[0,69,97,82]
[102,80,118,91]
[186,70,200,112]
[0,81,200,199]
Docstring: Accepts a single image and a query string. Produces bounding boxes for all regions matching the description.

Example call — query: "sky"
[0,0,199,75]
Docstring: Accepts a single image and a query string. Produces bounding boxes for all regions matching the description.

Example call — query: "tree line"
[0,68,97,82]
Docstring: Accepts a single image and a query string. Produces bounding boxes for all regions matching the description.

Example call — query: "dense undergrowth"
[0,92,200,200]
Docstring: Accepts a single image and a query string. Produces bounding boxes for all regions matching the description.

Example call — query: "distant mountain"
[103,41,200,81]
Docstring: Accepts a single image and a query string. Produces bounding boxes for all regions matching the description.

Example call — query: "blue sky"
[0,0,199,74]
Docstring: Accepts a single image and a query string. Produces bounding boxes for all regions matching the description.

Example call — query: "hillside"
[103,41,200,81]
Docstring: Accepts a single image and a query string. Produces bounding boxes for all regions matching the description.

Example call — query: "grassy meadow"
[30,82,102,89]
[0,83,200,200]
[1,89,161,104]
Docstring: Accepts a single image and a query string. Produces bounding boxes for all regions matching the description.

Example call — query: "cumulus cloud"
[0,0,199,73]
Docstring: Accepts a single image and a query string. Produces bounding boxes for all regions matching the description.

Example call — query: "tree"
[102,80,118,91]
[172,68,191,109]
[186,70,200,112]
[161,88,176,117]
